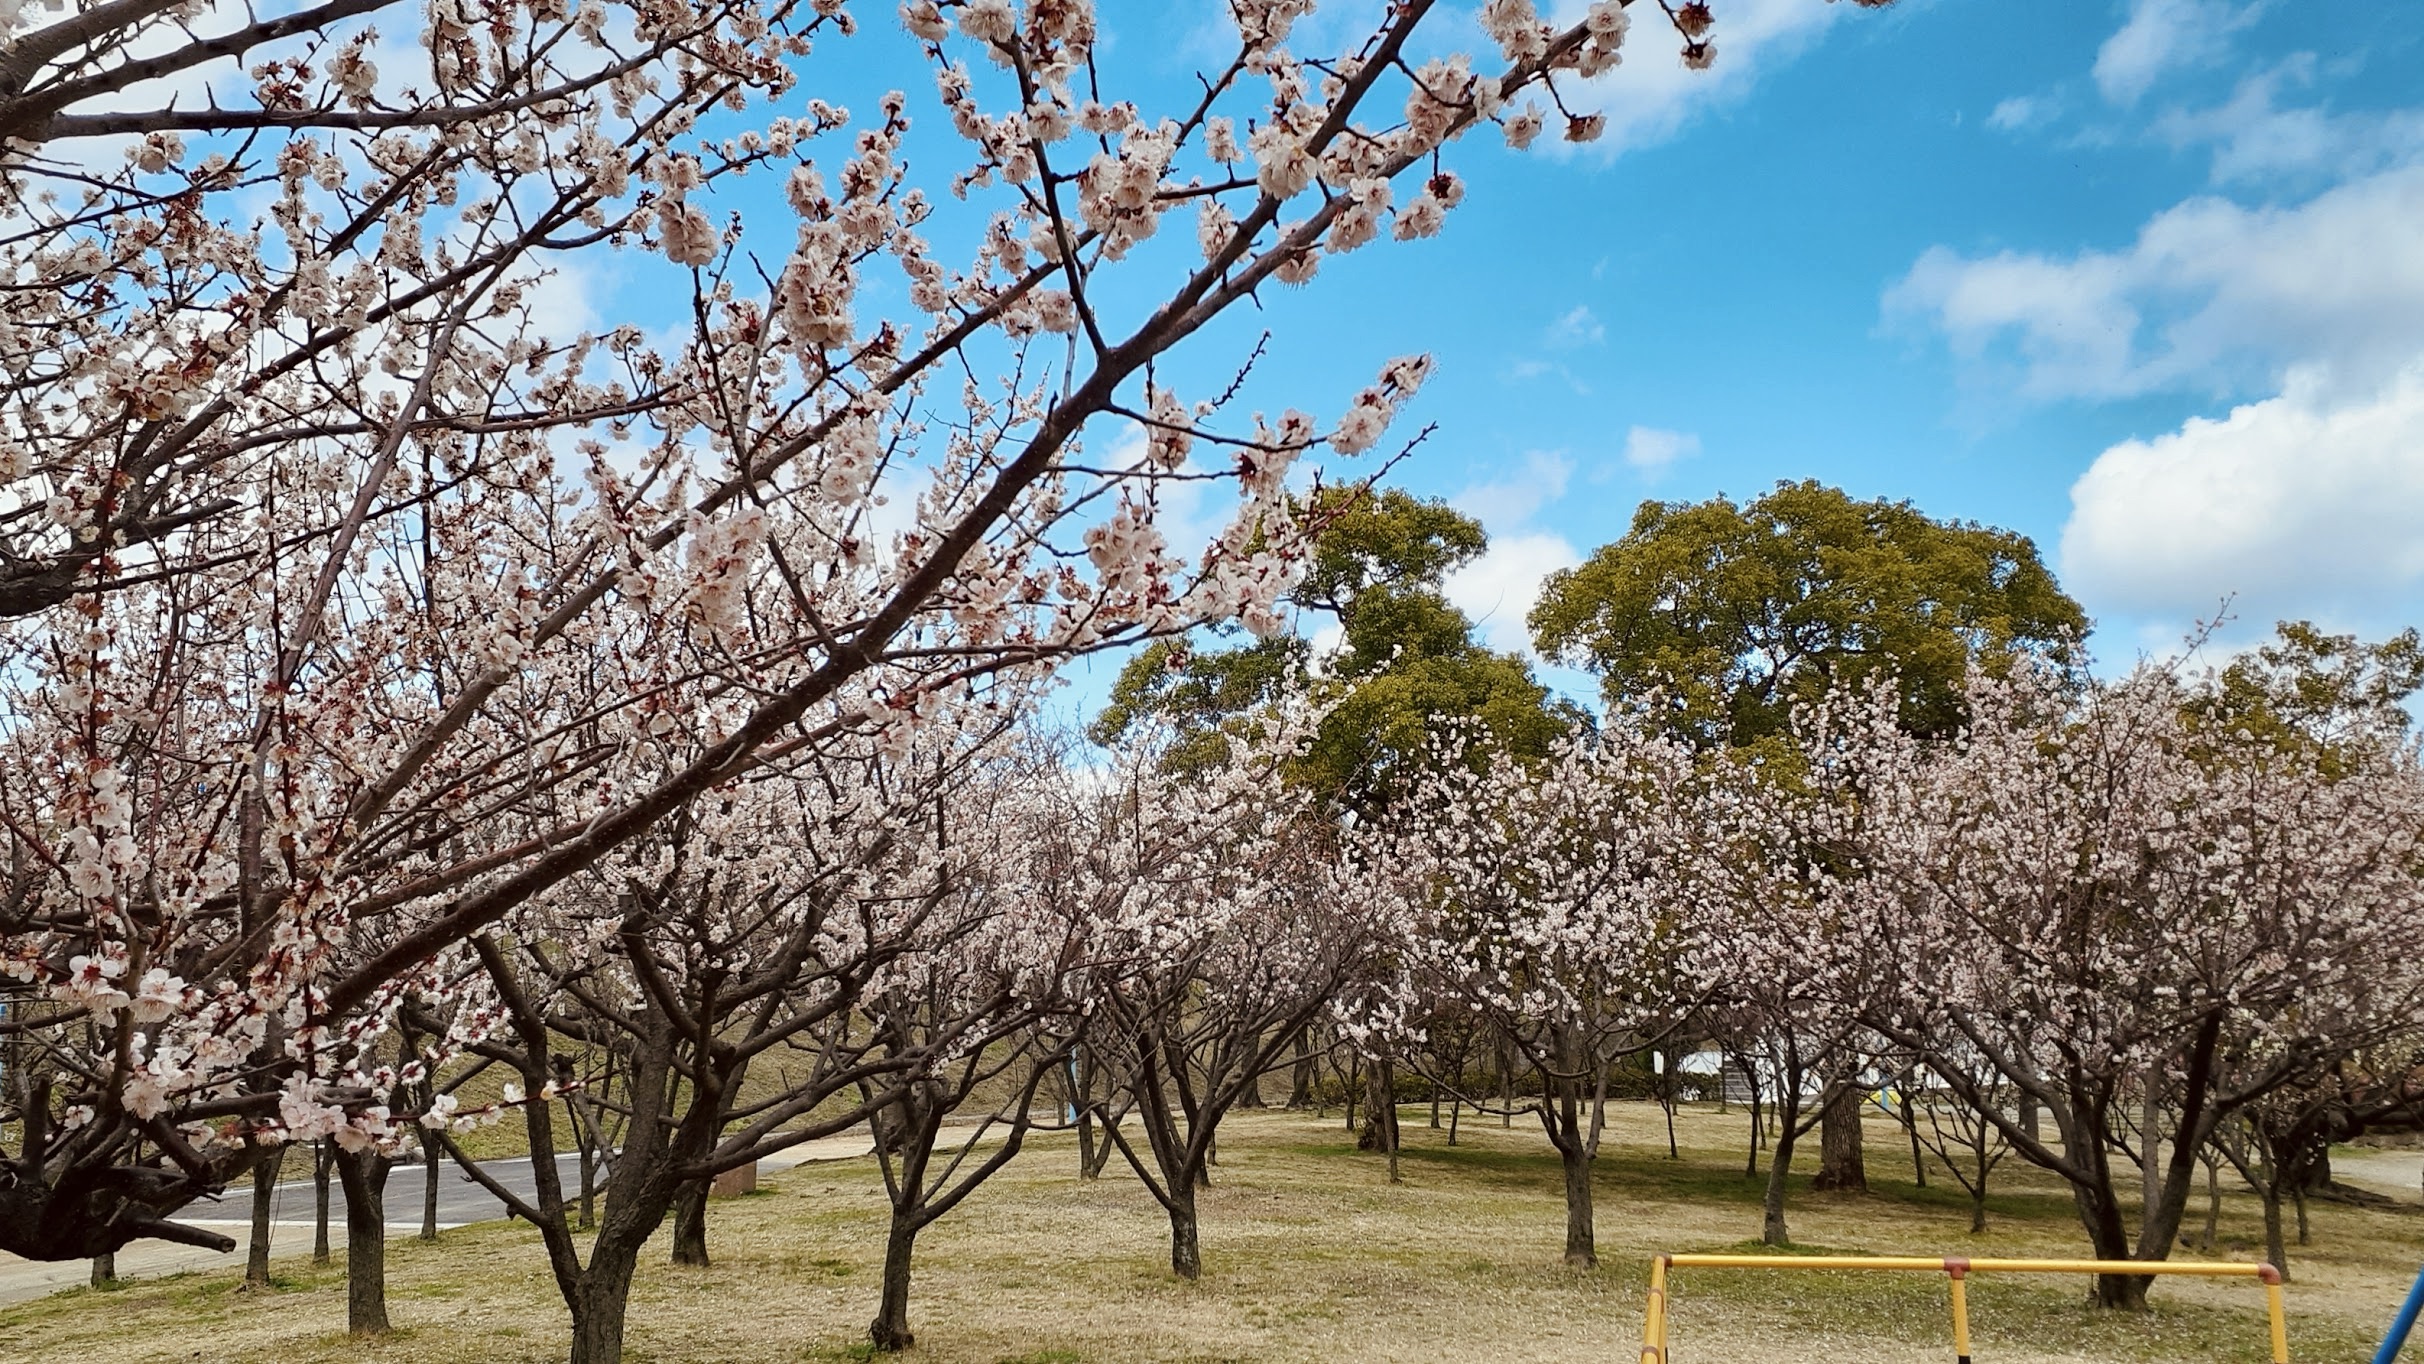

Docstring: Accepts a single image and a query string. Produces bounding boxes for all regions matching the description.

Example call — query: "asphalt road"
[179,1148,594,1233]
[0,1133,874,1307]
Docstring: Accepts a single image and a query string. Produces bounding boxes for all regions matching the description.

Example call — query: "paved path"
[2332,1146,2424,1204]
[0,1132,874,1307]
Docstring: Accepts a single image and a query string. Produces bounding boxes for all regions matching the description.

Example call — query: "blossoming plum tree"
[1841,666,2424,1308]
[2,0,1802,1272]
[1384,719,1719,1267]
[1050,703,1397,1281]
[435,686,1057,1363]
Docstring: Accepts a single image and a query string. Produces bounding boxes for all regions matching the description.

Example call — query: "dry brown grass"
[4,1102,2418,1363]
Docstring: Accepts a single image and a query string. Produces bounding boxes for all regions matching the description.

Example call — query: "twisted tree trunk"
[669,1178,710,1267]
[334,1147,393,1335]
[869,1217,922,1350]
[1813,1077,1867,1194]
[1763,1106,1802,1246]
[244,1144,286,1287]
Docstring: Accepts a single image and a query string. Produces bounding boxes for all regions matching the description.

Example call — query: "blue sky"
[543,0,2423,719]
[1036,0,2424,712]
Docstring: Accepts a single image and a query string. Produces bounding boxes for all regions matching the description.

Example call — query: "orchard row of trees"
[1091,478,2424,1315]
[4,0,1791,1285]
[11,451,2422,1360]
[33,604,2424,1356]
[7,0,2415,1358]
[0,0,1908,1358]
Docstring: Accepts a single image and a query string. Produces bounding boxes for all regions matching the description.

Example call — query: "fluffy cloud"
[1446,453,1582,658]
[1563,0,1847,157]
[1917,2,2424,654]
[1453,450,1573,529]
[2091,0,2257,106]
[2060,364,2424,630]
[1446,531,1584,659]
[1886,163,2424,401]
[1622,426,1701,479]
[1988,94,2056,132]
[2153,61,2424,186]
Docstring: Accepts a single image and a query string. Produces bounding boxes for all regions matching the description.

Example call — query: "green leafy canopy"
[1529,479,2088,748]
[1092,486,1570,806]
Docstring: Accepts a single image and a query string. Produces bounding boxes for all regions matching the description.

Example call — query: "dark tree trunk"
[313,1141,333,1265]
[1082,1112,1119,1180]
[420,1128,443,1240]
[1814,1079,1868,1194]
[2199,1152,2221,1253]
[548,1115,703,1364]
[2071,1165,2149,1309]
[1763,1109,1801,1246]
[1662,1057,1679,1161]
[244,1144,286,1287]
[2141,1079,2163,1221]
[869,1216,920,1350]
[669,1178,710,1267]
[1971,1142,1995,1234]
[1499,1042,1513,1129]
[334,1148,393,1335]
[1074,1102,1100,1179]
[1745,1068,1764,1178]
[1901,1073,1926,1188]
[89,1252,114,1288]
[568,1236,643,1364]
[1559,1139,1596,1267]
[1540,1070,1598,1268]
[2261,1184,2290,1281]
[1288,1030,1315,1108]
[871,1101,909,1157]
[1168,1184,1202,1280]
[2300,1144,2333,1190]
[1358,1058,1400,1157]
[2095,1271,2151,1309]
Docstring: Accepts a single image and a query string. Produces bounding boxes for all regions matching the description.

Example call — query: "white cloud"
[2152,60,2424,186]
[1988,94,2055,132]
[2059,363,2424,631]
[1446,531,1584,659]
[1452,450,1572,528]
[1562,0,1848,157]
[1622,425,1701,479]
[1444,452,1582,658]
[1886,163,2424,401]
[1545,305,1606,349]
[2091,0,2258,107]
[1932,7,2424,658]
[519,252,605,346]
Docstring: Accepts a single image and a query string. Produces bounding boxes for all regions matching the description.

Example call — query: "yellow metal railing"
[1638,1253,2289,1364]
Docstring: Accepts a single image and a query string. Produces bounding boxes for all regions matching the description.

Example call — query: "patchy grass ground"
[4,1102,2417,1363]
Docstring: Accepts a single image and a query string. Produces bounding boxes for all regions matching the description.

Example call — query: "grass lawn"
[4,1102,2417,1363]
